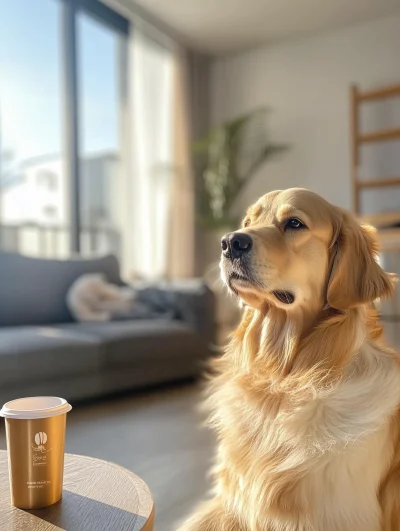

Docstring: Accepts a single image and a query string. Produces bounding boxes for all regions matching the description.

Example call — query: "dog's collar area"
[272,290,295,304]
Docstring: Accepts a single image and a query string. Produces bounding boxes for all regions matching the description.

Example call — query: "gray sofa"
[0,252,215,406]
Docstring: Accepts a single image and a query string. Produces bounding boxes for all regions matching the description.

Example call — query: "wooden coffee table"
[0,451,154,530]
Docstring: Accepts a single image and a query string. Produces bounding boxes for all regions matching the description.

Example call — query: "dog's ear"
[327,212,394,310]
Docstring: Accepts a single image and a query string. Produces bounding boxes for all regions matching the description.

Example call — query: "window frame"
[60,0,129,252]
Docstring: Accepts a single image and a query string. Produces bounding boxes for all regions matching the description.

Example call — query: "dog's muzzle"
[221,232,252,260]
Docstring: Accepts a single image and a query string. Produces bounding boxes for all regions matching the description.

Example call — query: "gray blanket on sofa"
[114,287,182,321]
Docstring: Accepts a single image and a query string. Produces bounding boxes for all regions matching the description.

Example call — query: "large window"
[0,0,129,258]
[77,9,127,258]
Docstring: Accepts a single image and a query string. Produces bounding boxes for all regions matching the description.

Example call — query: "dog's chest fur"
[212,345,400,531]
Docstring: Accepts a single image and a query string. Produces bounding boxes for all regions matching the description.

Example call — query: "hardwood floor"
[0,323,398,530]
[0,383,214,531]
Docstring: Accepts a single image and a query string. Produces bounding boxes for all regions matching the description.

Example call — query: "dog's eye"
[243,218,251,228]
[285,218,306,230]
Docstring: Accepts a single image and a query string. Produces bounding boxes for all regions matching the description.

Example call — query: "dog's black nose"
[221,232,252,259]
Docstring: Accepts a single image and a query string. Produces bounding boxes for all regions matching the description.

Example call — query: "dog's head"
[220,188,394,311]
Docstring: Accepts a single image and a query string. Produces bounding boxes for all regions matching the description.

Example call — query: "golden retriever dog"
[178,188,400,531]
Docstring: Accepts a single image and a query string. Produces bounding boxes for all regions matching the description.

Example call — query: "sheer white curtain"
[166,47,195,278]
[128,29,195,280]
[130,29,174,279]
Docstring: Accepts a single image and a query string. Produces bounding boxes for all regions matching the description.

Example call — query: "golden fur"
[178,188,400,531]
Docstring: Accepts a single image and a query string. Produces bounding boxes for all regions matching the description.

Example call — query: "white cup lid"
[0,397,72,419]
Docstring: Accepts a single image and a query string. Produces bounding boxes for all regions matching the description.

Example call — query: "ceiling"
[130,0,400,54]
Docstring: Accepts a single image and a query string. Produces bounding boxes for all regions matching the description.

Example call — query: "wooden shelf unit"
[356,177,400,190]
[350,83,400,319]
[350,83,400,217]
[357,82,400,102]
[359,128,400,144]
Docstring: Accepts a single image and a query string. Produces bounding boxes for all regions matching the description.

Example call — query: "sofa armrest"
[158,279,216,346]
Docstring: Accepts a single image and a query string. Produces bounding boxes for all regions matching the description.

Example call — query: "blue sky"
[0,0,120,164]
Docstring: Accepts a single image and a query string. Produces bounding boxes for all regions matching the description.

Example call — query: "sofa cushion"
[0,326,102,386]
[0,253,122,326]
[59,320,206,368]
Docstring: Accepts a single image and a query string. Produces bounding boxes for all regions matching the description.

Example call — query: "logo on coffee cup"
[35,432,47,446]
[32,432,52,466]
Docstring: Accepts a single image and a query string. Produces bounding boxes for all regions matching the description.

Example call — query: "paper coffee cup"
[0,396,72,509]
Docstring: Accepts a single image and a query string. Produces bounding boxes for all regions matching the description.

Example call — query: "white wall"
[210,14,400,217]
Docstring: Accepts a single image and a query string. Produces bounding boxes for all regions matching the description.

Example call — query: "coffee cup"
[0,396,72,509]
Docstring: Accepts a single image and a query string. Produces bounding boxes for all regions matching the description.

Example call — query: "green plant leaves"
[193,108,288,227]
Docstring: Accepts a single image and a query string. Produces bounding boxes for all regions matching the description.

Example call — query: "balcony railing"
[0,222,121,258]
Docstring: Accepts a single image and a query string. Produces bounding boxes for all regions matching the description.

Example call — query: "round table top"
[0,450,154,531]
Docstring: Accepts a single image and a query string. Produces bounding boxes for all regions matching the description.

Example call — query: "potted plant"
[193,108,288,328]
[193,107,288,264]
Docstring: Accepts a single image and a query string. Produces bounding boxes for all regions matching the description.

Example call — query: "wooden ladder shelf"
[350,83,400,235]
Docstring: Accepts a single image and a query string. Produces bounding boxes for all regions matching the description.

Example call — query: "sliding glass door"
[0,0,129,258]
